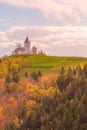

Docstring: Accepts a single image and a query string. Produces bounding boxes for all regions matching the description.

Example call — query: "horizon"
[1,1,87,57]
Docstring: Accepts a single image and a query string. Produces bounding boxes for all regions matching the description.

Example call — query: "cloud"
[0,18,10,25]
[0,0,87,23]
[1,25,87,56]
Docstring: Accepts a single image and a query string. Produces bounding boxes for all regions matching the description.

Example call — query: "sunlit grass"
[10,55,87,76]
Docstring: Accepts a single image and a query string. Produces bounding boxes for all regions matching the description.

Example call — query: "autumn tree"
[0,63,8,78]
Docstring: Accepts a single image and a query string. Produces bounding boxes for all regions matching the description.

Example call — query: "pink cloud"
[1,25,87,47]
[0,0,87,22]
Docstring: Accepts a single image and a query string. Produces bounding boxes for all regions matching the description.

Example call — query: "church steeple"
[24,36,30,44]
[24,36,30,54]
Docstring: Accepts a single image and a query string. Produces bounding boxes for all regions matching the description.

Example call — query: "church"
[12,36,30,55]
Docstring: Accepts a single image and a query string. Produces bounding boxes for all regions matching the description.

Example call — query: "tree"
[67,67,73,83]
[38,50,45,55]
[13,73,19,83]
[31,46,37,54]
[0,58,1,63]
[73,69,76,75]
[30,72,38,81]
[83,64,87,78]
[6,76,12,83]
[24,72,28,78]
[57,75,68,91]
[5,122,17,130]
[60,67,65,75]
[37,71,42,77]
[0,63,8,78]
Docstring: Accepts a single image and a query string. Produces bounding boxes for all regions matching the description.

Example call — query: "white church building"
[12,36,30,55]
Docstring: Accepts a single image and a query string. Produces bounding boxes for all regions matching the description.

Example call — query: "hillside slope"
[9,55,87,76]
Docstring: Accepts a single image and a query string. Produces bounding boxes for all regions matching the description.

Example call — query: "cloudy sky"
[1,0,87,56]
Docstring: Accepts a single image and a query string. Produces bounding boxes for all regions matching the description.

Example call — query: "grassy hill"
[9,54,87,76]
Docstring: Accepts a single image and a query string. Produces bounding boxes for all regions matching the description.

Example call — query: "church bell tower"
[24,36,30,54]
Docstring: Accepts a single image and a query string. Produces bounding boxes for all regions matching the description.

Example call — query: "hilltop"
[8,54,87,76]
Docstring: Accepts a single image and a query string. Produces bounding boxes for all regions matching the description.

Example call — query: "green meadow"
[10,54,87,76]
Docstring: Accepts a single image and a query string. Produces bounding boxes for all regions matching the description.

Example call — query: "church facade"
[12,37,30,55]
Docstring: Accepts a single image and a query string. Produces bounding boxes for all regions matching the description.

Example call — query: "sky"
[1,0,87,56]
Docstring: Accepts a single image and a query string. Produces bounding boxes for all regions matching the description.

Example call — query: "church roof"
[24,36,30,43]
[15,47,25,52]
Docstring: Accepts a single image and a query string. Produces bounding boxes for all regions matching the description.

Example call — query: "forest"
[0,55,87,130]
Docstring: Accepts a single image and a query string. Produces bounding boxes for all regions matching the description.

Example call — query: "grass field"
[10,55,87,76]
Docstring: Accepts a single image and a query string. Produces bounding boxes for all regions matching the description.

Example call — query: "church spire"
[24,36,30,43]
